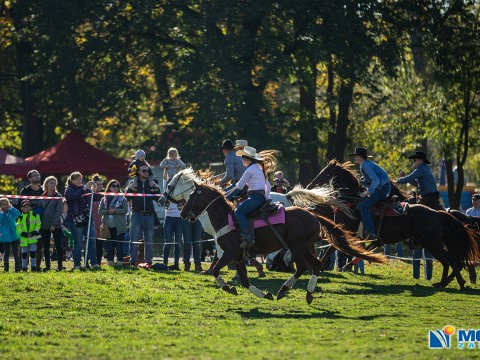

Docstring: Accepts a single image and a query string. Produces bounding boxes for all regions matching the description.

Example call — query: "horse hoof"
[432,282,444,288]
[277,291,286,300]
[306,292,314,305]
[264,292,274,300]
[230,286,238,295]
[258,271,266,278]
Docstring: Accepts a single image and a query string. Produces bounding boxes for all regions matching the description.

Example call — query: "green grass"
[0,260,479,359]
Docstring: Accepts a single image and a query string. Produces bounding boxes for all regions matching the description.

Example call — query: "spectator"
[159,147,186,191]
[64,172,99,270]
[163,201,182,270]
[465,193,480,284]
[38,176,64,271]
[127,164,161,266]
[413,248,433,281]
[0,198,21,272]
[90,174,105,265]
[271,177,289,194]
[99,179,128,266]
[272,171,292,192]
[384,243,404,259]
[181,219,204,273]
[128,150,154,190]
[20,170,43,214]
[17,200,41,272]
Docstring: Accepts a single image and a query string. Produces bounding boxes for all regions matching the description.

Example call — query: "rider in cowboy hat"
[212,139,247,189]
[348,147,391,241]
[226,146,271,249]
[394,151,442,209]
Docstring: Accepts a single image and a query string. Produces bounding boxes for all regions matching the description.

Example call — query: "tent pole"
[84,192,95,268]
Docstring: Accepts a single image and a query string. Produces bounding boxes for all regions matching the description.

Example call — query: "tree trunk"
[297,67,319,186]
[325,60,337,161]
[333,81,354,162]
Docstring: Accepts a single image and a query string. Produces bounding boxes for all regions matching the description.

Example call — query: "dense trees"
[1,1,479,205]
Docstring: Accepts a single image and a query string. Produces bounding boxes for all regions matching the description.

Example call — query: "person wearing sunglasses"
[99,180,128,266]
[126,165,161,266]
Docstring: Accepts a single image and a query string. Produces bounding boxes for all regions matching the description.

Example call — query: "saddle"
[370,196,408,217]
[229,200,286,230]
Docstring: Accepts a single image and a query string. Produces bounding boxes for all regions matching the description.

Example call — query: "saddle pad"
[228,205,286,230]
[382,202,408,217]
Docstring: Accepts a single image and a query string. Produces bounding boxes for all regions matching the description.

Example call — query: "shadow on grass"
[237,308,401,321]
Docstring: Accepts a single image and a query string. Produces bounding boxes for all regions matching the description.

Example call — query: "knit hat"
[135,149,146,160]
[21,199,31,207]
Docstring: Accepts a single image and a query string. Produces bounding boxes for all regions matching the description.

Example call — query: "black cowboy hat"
[347,147,372,159]
[220,139,234,150]
[472,193,480,200]
[408,151,431,165]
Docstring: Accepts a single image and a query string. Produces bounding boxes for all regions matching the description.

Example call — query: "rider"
[394,151,442,210]
[227,146,273,249]
[212,139,246,191]
[348,147,391,241]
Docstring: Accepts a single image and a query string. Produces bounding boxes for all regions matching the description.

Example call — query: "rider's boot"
[239,229,255,249]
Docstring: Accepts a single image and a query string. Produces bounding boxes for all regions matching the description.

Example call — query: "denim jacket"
[360,160,390,194]
[396,163,438,196]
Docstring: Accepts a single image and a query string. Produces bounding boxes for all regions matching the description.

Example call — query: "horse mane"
[182,170,235,211]
[326,159,361,192]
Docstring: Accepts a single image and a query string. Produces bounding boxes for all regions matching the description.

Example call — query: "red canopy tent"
[26,132,129,176]
[0,148,37,176]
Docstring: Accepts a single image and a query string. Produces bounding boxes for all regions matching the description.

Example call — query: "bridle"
[183,188,223,221]
[163,173,194,205]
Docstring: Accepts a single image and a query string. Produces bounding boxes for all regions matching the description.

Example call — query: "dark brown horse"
[306,159,480,290]
[180,179,388,303]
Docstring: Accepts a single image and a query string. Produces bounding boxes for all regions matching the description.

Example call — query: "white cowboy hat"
[236,146,263,161]
[235,139,248,148]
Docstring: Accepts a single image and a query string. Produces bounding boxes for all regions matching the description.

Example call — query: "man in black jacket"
[126,164,161,266]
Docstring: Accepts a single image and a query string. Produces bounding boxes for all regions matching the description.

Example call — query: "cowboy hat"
[236,146,264,161]
[348,147,373,159]
[407,151,431,165]
[234,139,248,149]
[219,139,234,150]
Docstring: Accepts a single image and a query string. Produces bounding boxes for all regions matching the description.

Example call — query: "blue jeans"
[123,232,130,257]
[354,260,365,274]
[358,183,391,235]
[69,219,97,267]
[130,212,155,264]
[181,219,203,264]
[384,243,404,257]
[163,216,182,265]
[106,227,124,262]
[413,248,433,280]
[235,193,265,231]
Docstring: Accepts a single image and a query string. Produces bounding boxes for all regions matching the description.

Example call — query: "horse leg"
[277,249,308,301]
[235,258,273,300]
[250,257,266,278]
[318,245,334,271]
[304,248,322,304]
[212,251,238,296]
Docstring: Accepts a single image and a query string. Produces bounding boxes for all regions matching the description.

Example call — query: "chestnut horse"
[307,160,480,290]
[178,176,387,303]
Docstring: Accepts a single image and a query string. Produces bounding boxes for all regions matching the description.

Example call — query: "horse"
[176,172,388,303]
[307,159,480,290]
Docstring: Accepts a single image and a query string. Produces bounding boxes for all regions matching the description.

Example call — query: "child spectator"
[128,149,154,189]
[0,198,21,272]
[16,200,41,272]
[159,147,186,190]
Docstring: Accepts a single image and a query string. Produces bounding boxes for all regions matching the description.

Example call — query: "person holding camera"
[271,171,291,194]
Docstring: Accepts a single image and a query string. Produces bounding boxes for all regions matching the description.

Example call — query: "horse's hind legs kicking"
[304,247,322,304]
[277,249,308,301]
[429,247,466,290]
[235,257,273,300]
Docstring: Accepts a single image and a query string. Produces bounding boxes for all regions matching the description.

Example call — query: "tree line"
[1,0,479,208]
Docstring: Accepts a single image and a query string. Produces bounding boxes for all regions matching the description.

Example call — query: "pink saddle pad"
[228,205,286,230]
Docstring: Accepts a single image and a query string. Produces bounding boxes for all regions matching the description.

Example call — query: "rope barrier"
[0,192,165,200]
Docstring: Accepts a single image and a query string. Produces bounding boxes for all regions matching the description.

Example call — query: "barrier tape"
[0,192,165,200]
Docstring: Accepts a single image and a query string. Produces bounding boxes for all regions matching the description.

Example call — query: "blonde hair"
[43,176,58,193]
[167,147,180,159]
[0,198,11,206]
[258,150,280,177]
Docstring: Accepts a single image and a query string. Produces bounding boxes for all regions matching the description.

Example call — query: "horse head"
[163,168,198,204]
[308,160,361,196]
[180,181,227,222]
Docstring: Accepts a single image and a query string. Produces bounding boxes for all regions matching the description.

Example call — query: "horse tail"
[287,185,355,219]
[438,211,480,267]
[313,213,388,264]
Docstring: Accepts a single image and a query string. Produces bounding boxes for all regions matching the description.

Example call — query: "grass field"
[0,259,479,360]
